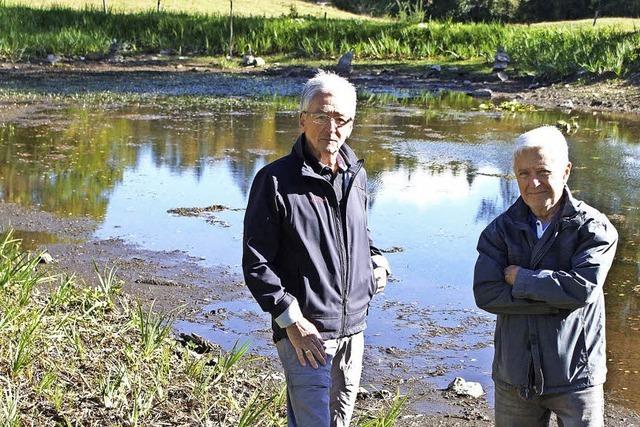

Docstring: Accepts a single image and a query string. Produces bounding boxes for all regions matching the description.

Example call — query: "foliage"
[0,6,638,78]
[332,0,640,22]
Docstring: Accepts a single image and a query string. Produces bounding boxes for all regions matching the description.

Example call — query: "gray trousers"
[495,382,604,427]
[276,332,364,427]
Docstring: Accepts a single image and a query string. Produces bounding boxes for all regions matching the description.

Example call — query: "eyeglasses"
[303,111,353,129]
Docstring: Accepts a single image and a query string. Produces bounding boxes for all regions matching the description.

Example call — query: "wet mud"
[1,59,639,115]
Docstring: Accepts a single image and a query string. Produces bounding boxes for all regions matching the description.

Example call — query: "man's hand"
[374,266,388,294]
[504,265,520,286]
[285,317,327,369]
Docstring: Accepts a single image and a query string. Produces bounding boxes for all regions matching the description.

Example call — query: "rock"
[357,387,392,400]
[560,99,575,109]
[494,47,510,64]
[357,387,371,400]
[493,46,510,71]
[446,377,484,398]
[463,80,472,85]
[497,71,509,82]
[39,252,54,264]
[241,54,255,67]
[46,54,61,65]
[430,64,441,73]
[178,332,217,354]
[471,88,493,98]
[253,56,265,67]
[159,48,176,56]
[336,51,353,76]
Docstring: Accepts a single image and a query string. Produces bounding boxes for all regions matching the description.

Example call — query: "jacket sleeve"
[512,217,618,310]
[242,169,298,323]
[474,221,560,315]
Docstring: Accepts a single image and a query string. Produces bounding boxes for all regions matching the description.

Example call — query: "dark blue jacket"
[474,188,618,396]
[243,135,382,342]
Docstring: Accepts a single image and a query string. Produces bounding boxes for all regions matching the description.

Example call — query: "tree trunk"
[593,0,601,26]
[157,0,161,12]
[102,0,107,14]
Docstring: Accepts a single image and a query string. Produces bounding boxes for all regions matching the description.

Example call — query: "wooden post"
[229,1,234,57]
[592,0,601,26]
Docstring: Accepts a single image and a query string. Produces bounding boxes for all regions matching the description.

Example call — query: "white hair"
[513,126,570,169]
[300,70,357,118]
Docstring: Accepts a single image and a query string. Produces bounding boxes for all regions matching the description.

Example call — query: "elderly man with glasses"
[474,126,618,426]
[243,70,389,427]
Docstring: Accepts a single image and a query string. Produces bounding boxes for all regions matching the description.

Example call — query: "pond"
[1,94,638,411]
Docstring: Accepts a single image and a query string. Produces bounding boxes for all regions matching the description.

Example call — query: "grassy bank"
[3,0,366,18]
[0,232,404,425]
[0,6,639,78]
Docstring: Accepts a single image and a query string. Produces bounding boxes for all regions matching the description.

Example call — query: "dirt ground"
[1,58,639,425]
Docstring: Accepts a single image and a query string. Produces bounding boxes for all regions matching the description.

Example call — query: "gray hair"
[300,70,357,118]
[513,126,570,170]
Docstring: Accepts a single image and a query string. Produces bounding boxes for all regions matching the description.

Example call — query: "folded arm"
[511,218,618,310]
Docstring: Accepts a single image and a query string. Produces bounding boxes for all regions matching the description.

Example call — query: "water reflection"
[0,96,639,410]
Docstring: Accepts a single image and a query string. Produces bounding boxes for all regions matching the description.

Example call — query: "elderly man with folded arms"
[474,126,618,426]
[242,70,389,427]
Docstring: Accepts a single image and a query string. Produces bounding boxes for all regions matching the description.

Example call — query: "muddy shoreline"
[1,60,639,424]
[1,58,639,116]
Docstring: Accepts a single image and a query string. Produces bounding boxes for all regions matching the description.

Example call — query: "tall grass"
[0,232,405,424]
[0,5,638,77]
[0,232,286,424]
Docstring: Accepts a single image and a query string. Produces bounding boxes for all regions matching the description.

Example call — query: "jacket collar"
[506,186,582,228]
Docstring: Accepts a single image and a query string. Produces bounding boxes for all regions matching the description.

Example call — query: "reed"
[0,5,637,77]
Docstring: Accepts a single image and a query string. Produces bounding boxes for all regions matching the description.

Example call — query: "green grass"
[1,5,639,78]
[4,0,368,19]
[0,231,286,424]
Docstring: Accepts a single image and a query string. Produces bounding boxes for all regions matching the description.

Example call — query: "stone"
[46,54,61,65]
[39,252,54,264]
[446,377,484,399]
[493,47,510,71]
[471,88,493,98]
[494,47,510,64]
[241,54,255,67]
[336,51,353,76]
[253,56,265,67]
[357,387,392,400]
[463,80,472,85]
[560,99,575,109]
[497,71,509,82]
[430,64,442,73]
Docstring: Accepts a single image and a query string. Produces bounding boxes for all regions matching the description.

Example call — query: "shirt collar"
[302,137,349,176]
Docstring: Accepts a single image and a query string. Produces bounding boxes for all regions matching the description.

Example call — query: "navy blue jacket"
[474,188,618,396]
[243,135,382,342]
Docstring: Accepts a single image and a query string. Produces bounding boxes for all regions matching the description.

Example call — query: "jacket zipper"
[339,160,363,335]
[301,159,364,336]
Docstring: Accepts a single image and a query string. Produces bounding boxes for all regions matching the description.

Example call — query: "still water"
[1,95,638,410]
